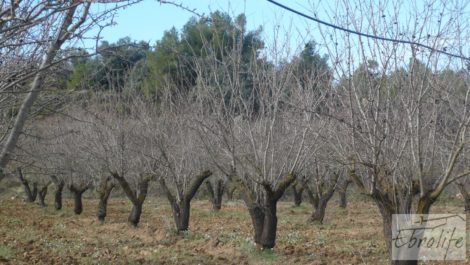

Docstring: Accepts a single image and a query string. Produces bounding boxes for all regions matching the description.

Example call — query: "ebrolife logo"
[392,214,466,261]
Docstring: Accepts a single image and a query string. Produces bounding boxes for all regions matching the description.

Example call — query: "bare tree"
[310,0,470,263]
[192,34,327,249]
[0,0,148,181]
[77,96,151,226]
[49,114,96,214]
[0,1,91,178]
[305,163,340,224]
[16,167,38,203]
[16,111,101,213]
[205,177,227,211]
[16,166,50,206]
[135,96,213,232]
[13,122,62,207]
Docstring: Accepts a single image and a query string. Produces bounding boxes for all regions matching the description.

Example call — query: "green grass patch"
[239,238,279,264]
[182,230,208,241]
[252,248,278,263]
[0,245,14,261]
[6,218,23,226]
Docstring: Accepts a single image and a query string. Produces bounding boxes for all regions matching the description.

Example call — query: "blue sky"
[83,0,321,54]
[79,0,470,68]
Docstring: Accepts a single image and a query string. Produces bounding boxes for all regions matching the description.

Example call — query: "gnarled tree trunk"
[350,169,424,265]
[292,181,304,207]
[309,198,328,224]
[239,174,296,249]
[112,172,149,226]
[375,196,421,265]
[96,176,115,222]
[206,179,225,211]
[50,175,64,210]
[37,183,50,207]
[171,199,191,231]
[69,183,91,215]
[226,184,236,201]
[129,201,144,225]
[307,173,340,224]
[17,168,37,202]
[160,170,212,232]
[338,179,352,208]
[309,189,335,224]
[456,183,469,213]
[305,184,319,208]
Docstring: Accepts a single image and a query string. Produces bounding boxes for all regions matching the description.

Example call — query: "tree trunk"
[69,184,90,215]
[376,200,419,265]
[348,169,429,265]
[17,168,37,202]
[305,184,319,208]
[37,185,49,207]
[160,171,212,232]
[260,198,278,248]
[292,185,304,207]
[307,180,337,224]
[129,180,149,227]
[415,194,434,215]
[339,191,347,208]
[54,182,64,210]
[247,198,280,249]
[240,174,296,249]
[112,173,150,227]
[97,195,112,222]
[26,183,38,202]
[96,176,115,222]
[456,184,470,213]
[169,199,191,231]
[72,190,84,215]
[338,180,351,208]
[128,202,143,226]
[309,184,336,224]
[226,184,236,201]
[50,176,64,210]
[309,199,329,224]
[206,180,224,211]
[248,203,265,244]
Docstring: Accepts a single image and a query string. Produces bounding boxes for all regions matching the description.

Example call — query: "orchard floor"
[0,194,468,265]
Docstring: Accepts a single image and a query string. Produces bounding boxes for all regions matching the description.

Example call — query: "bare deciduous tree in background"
[305,162,340,224]
[0,1,91,178]
[192,32,328,248]
[0,0,147,181]
[135,92,213,232]
[205,176,227,211]
[81,97,151,226]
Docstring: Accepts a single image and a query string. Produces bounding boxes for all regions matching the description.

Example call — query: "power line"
[267,0,470,61]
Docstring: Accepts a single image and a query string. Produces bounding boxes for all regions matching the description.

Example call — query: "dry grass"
[0,193,468,264]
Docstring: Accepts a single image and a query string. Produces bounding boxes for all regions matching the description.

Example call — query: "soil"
[0,194,468,264]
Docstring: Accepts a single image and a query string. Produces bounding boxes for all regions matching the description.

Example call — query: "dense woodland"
[1,1,470,265]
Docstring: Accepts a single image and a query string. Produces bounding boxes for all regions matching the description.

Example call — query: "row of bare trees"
[12,31,346,251]
[2,1,470,264]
